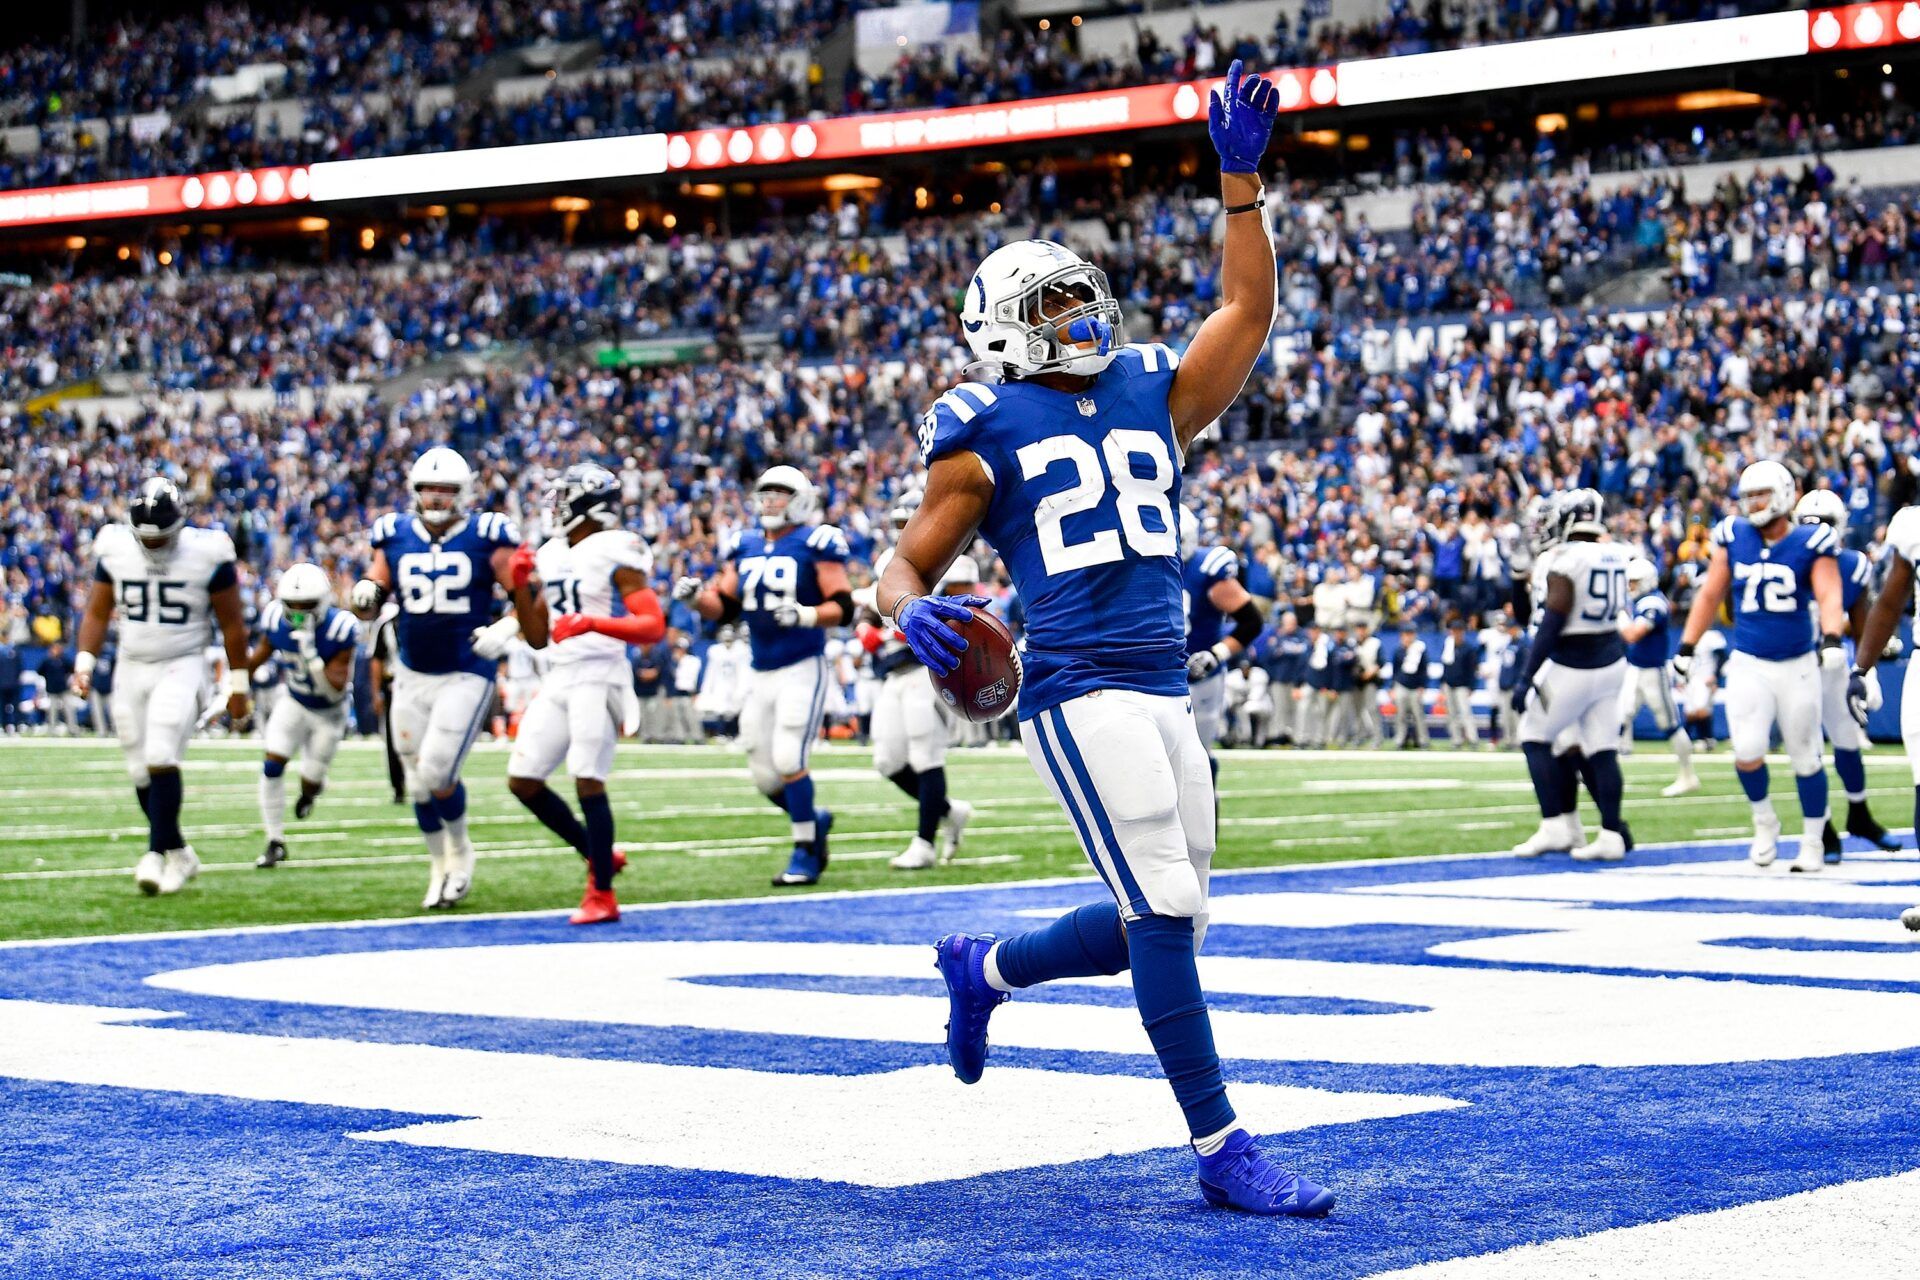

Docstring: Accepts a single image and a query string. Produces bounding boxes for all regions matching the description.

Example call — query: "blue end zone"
[3,837,1919,1280]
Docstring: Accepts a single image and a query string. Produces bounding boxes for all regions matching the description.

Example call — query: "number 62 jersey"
[920,342,1187,719]
[92,523,238,662]
[371,511,520,677]
[1711,516,1837,660]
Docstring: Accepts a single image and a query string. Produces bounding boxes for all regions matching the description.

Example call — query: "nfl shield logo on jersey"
[1076,397,1097,416]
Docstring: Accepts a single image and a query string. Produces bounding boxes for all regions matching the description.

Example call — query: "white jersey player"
[1509,489,1634,862]
[506,464,665,926]
[857,518,977,872]
[73,477,253,895]
[245,563,360,868]
[1843,502,1920,924]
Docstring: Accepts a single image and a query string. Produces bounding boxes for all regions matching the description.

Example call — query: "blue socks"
[917,767,948,843]
[433,781,466,825]
[146,768,184,852]
[1587,749,1624,832]
[1738,763,1770,804]
[1125,913,1235,1142]
[413,801,443,834]
[1522,742,1567,818]
[1795,769,1829,823]
[995,902,1130,988]
[784,775,816,844]
[581,792,616,890]
[1835,748,1867,801]
[517,783,588,853]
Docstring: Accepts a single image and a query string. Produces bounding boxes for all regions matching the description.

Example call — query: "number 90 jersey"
[728,523,849,671]
[1543,539,1632,666]
[1711,515,1837,660]
[371,511,520,677]
[920,343,1187,719]
[93,524,238,662]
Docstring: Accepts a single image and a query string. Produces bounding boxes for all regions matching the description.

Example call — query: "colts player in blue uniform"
[1616,556,1699,798]
[675,465,854,887]
[878,63,1333,1217]
[1794,489,1899,858]
[246,563,360,868]
[1676,461,1848,872]
[1178,506,1263,781]
[352,447,539,908]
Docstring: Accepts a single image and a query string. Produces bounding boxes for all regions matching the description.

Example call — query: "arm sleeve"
[207,560,238,592]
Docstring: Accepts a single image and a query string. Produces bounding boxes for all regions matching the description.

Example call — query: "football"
[932,606,1022,722]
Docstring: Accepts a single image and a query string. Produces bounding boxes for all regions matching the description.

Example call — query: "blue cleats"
[772,844,823,887]
[1195,1131,1335,1217]
[935,932,1007,1084]
[812,808,834,865]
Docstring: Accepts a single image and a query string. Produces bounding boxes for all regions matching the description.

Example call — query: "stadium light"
[309,135,670,204]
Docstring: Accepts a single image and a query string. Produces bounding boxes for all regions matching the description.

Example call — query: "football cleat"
[1195,1130,1336,1218]
[158,847,200,895]
[1822,821,1843,865]
[569,886,620,926]
[1847,802,1901,852]
[257,839,289,869]
[612,846,628,876]
[1902,905,1920,932]
[1571,829,1626,862]
[812,808,834,867]
[772,846,824,887]
[1749,810,1781,867]
[1512,815,1575,858]
[422,850,448,910]
[1661,772,1701,798]
[935,933,1007,1084]
[134,851,165,896]
[891,837,938,871]
[1789,824,1826,874]
[294,791,316,821]
[938,799,974,863]
[439,838,477,906]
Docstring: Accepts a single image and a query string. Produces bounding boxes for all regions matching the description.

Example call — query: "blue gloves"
[1207,58,1280,174]
[1509,679,1534,716]
[896,594,992,677]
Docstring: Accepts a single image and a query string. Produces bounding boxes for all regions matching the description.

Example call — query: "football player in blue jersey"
[1616,556,1699,798]
[1675,461,1848,872]
[350,447,540,908]
[674,465,855,887]
[245,563,360,868]
[1793,489,1898,859]
[876,63,1333,1217]
[1178,506,1263,782]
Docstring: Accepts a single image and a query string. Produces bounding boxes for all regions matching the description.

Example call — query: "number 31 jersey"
[93,523,237,662]
[535,528,654,670]
[1711,515,1837,660]
[920,342,1187,719]
[371,511,520,677]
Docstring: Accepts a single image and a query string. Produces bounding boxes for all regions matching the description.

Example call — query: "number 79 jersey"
[1711,515,1837,660]
[728,523,849,671]
[920,342,1187,719]
[370,511,520,677]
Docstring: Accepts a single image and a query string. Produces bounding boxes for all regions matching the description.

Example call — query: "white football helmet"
[753,465,818,530]
[409,446,473,528]
[888,488,923,530]
[960,239,1122,379]
[1521,492,1561,554]
[1556,488,1607,540]
[1625,556,1658,597]
[938,554,982,591]
[1794,487,1848,537]
[1738,460,1797,527]
[276,563,332,625]
[1178,507,1201,559]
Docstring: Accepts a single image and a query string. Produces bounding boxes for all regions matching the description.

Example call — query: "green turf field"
[1,736,1911,942]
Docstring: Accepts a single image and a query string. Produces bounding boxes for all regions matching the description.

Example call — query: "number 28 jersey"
[920,342,1187,719]
[1711,515,1837,660]
[93,524,238,662]
[371,511,520,677]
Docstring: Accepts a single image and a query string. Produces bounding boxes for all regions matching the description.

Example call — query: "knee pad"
[770,730,807,779]
[262,758,287,778]
[126,762,150,788]
[747,753,784,799]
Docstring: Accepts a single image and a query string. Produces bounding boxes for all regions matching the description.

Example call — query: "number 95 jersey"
[1711,515,1837,660]
[371,511,520,677]
[92,524,238,662]
[920,342,1187,719]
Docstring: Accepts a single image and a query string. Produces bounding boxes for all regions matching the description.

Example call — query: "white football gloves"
[470,615,521,660]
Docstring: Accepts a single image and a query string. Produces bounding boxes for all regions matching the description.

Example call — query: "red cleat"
[611,846,627,876]
[570,886,620,926]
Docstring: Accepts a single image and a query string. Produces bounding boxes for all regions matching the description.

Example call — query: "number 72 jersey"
[1711,515,1837,660]
[920,342,1188,719]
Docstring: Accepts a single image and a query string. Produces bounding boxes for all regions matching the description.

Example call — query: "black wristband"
[1677,641,1695,658]
[1223,194,1266,216]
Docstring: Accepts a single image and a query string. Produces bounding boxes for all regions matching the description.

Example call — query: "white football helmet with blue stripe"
[1793,487,1847,537]
[409,446,473,528]
[754,465,819,530]
[1738,460,1797,526]
[960,240,1122,380]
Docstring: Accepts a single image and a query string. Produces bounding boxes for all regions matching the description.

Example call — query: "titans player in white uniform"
[1677,460,1848,872]
[352,447,535,908]
[246,564,359,868]
[1617,556,1699,798]
[507,464,665,925]
[1851,503,1920,924]
[1794,489,1899,859]
[1179,507,1263,780]
[857,518,978,872]
[1509,490,1635,862]
[73,478,253,895]
[877,64,1332,1218]
[675,465,854,887]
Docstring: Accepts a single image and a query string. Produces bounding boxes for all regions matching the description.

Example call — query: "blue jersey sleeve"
[1634,596,1668,626]
[1710,516,1740,550]
[1115,342,1181,435]
[918,383,1001,471]
[804,525,849,564]
[370,512,402,551]
[1197,545,1239,585]
[317,609,362,659]
[471,511,522,550]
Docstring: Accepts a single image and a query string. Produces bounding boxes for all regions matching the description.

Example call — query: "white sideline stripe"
[1364,1169,1920,1280]
[0,832,1838,951]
